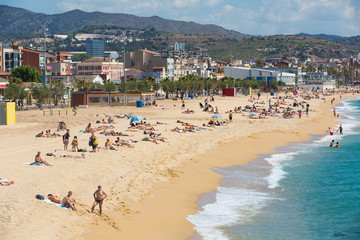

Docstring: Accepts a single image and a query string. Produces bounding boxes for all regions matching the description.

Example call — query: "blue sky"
[2,0,360,36]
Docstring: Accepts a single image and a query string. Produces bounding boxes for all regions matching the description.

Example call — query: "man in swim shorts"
[91,185,107,216]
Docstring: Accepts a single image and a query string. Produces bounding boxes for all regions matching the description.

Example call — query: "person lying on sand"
[47,194,61,204]
[62,191,77,211]
[0,179,15,186]
[35,152,53,166]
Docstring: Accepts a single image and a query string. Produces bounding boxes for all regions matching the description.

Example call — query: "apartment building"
[75,57,123,81]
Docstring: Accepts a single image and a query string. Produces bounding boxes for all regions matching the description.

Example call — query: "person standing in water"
[338,125,343,135]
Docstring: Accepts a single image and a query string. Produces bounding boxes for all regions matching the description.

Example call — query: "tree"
[71,53,93,62]
[11,66,41,83]
[52,80,66,106]
[269,80,278,90]
[250,80,260,89]
[31,85,49,104]
[152,82,160,91]
[103,81,117,92]
[254,59,265,68]
[4,77,27,105]
[74,78,93,92]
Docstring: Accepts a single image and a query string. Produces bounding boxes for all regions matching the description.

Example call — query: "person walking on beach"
[181,100,185,110]
[229,110,233,122]
[72,106,77,116]
[63,129,70,151]
[298,110,302,119]
[91,185,107,216]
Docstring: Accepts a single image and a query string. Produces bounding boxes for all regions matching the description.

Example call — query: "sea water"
[187,98,360,240]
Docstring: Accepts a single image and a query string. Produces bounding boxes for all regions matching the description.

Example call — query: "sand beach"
[0,90,358,240]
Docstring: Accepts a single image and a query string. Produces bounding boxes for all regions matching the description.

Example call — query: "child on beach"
[71,136,78,152]
[63,129,70,151]
[72,106,77,116]
[328,127,334,136]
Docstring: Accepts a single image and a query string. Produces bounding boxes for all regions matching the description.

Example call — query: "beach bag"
[35,194,44,200]
[93,140,98,145]
[89,141,92,146]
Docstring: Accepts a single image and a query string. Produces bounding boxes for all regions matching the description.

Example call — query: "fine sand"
[0,91,357,240]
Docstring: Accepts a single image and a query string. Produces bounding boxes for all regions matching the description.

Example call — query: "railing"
[43,109,68,116]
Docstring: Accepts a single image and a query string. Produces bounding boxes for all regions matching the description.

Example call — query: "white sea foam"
[187,187,272,240]
[264,152,299,189]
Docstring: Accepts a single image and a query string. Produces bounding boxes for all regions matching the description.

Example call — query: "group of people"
[47,186,107,215]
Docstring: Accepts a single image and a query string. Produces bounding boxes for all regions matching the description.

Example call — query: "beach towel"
[26,162,42,166]
[60,154,85,159]
[44,199,71,210]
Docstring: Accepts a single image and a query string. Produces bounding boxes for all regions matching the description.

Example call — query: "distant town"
[1,27,360,105]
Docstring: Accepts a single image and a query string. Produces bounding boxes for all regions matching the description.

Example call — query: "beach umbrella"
[131,116,143,122]
[211,114,221,118]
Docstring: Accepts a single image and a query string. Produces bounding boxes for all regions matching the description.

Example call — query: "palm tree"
[74,77,94,105]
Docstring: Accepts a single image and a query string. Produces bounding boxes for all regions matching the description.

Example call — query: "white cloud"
[173,0,199,8]
[55,0,360,36]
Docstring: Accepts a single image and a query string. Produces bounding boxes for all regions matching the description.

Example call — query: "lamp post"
[43,26,51,109]
[123,36,127,83]
[123,36,127,106]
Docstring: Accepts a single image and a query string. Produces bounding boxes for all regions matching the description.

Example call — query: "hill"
[0,5,248,39]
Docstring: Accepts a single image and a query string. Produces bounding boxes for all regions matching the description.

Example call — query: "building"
[224,67,296,86]
[12,46,41,72]
[55,52,71,63]
[75,57,123,82]
[2,44,22,72]
[125,49,167,73]
[86,40,105,57]
[48,62,71,76]
[174,42,186,52]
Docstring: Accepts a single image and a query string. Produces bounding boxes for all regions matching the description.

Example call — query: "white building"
[224,67,296,86]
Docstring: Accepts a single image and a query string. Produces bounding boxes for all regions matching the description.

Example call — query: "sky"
[2,0,360,36]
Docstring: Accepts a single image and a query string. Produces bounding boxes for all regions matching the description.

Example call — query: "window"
[91,66,95,70]
[78,66,82,70]
[85,66,89,70]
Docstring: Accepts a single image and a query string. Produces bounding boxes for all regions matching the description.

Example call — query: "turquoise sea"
[187,98,360,240]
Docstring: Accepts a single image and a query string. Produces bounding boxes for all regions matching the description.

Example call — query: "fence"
[43,109,68,116]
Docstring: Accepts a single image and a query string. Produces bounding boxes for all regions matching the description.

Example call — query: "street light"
[123,36,127,83]
[43,26,51,109]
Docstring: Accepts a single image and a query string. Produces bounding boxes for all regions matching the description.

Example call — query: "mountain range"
[0,5,248,38]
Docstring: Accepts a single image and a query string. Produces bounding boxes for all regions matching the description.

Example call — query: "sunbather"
[47,194,61,204]
[35,152,53,166]
[62,191,77,211]
[0,179,14,186]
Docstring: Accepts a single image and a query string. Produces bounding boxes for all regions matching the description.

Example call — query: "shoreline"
[82,94,353,240]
